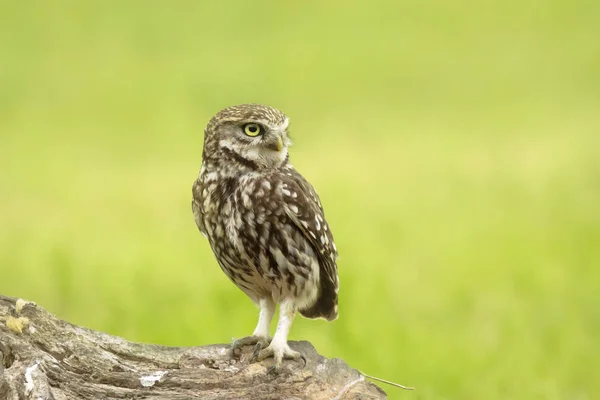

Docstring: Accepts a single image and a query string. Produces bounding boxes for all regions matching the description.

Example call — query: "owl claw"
[231,335,271,359]
[250,341,266,362]
[254,341,303,372]
[299,354,307,368]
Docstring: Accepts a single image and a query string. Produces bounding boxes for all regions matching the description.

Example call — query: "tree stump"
[0,294,386,399]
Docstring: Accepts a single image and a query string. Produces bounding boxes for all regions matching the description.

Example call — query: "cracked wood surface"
[0,294,386,399]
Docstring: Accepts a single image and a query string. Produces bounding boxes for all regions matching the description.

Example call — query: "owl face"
[203,104,292,170]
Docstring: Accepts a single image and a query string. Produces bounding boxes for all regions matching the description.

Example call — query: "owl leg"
[255,299,303,372]
[231,298,275,358]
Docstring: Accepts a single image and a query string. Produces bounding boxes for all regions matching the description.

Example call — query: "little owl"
[192,104,339,370]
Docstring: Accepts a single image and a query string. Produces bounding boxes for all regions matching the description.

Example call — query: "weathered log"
[0,294,386,399]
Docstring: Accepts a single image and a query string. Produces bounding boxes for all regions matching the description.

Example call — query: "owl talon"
[250,341,265,362]
[231,335,271,359]
[256,341,302,372]
[299,354,307,368]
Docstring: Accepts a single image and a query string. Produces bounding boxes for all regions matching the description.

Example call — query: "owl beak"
[266,134,284,152]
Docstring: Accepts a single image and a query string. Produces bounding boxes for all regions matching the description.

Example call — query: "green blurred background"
[1,1,599,399]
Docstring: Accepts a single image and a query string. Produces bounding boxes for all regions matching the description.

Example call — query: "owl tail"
[299,277,338,321]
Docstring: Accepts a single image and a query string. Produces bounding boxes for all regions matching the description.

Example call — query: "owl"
[192,104,339,370]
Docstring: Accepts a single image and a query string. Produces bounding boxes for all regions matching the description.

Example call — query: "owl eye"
[243,123,263,137]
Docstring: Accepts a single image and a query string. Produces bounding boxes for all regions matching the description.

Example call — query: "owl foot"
[254,341,306,373]
[231,335,271,359]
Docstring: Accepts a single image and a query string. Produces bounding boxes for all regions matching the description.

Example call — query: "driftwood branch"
[0,294,385,399]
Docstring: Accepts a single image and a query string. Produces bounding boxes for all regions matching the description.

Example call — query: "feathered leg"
[231,298,275,357]
[255,299,303,371]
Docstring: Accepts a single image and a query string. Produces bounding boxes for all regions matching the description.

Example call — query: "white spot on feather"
[242,192,252,208]
[222,201,232,216]
[272,248,288,268]
[139,371,168,387]
[204,171,218,182]
[289,205,299,213]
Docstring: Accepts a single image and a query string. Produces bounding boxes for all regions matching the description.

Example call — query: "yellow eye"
[243,123,262,137]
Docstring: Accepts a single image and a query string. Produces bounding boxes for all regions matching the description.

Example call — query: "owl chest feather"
[196,170,275,276]
[194,164,323,305]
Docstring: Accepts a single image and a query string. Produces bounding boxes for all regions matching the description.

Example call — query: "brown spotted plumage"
[192,104,339,369]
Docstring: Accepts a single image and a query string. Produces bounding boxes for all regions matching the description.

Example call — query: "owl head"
[203,104,292,170]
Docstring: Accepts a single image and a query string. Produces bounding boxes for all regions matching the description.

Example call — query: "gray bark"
[0,294,386,399]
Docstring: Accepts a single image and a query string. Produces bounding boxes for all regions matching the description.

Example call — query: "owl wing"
[282,170,339,320]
